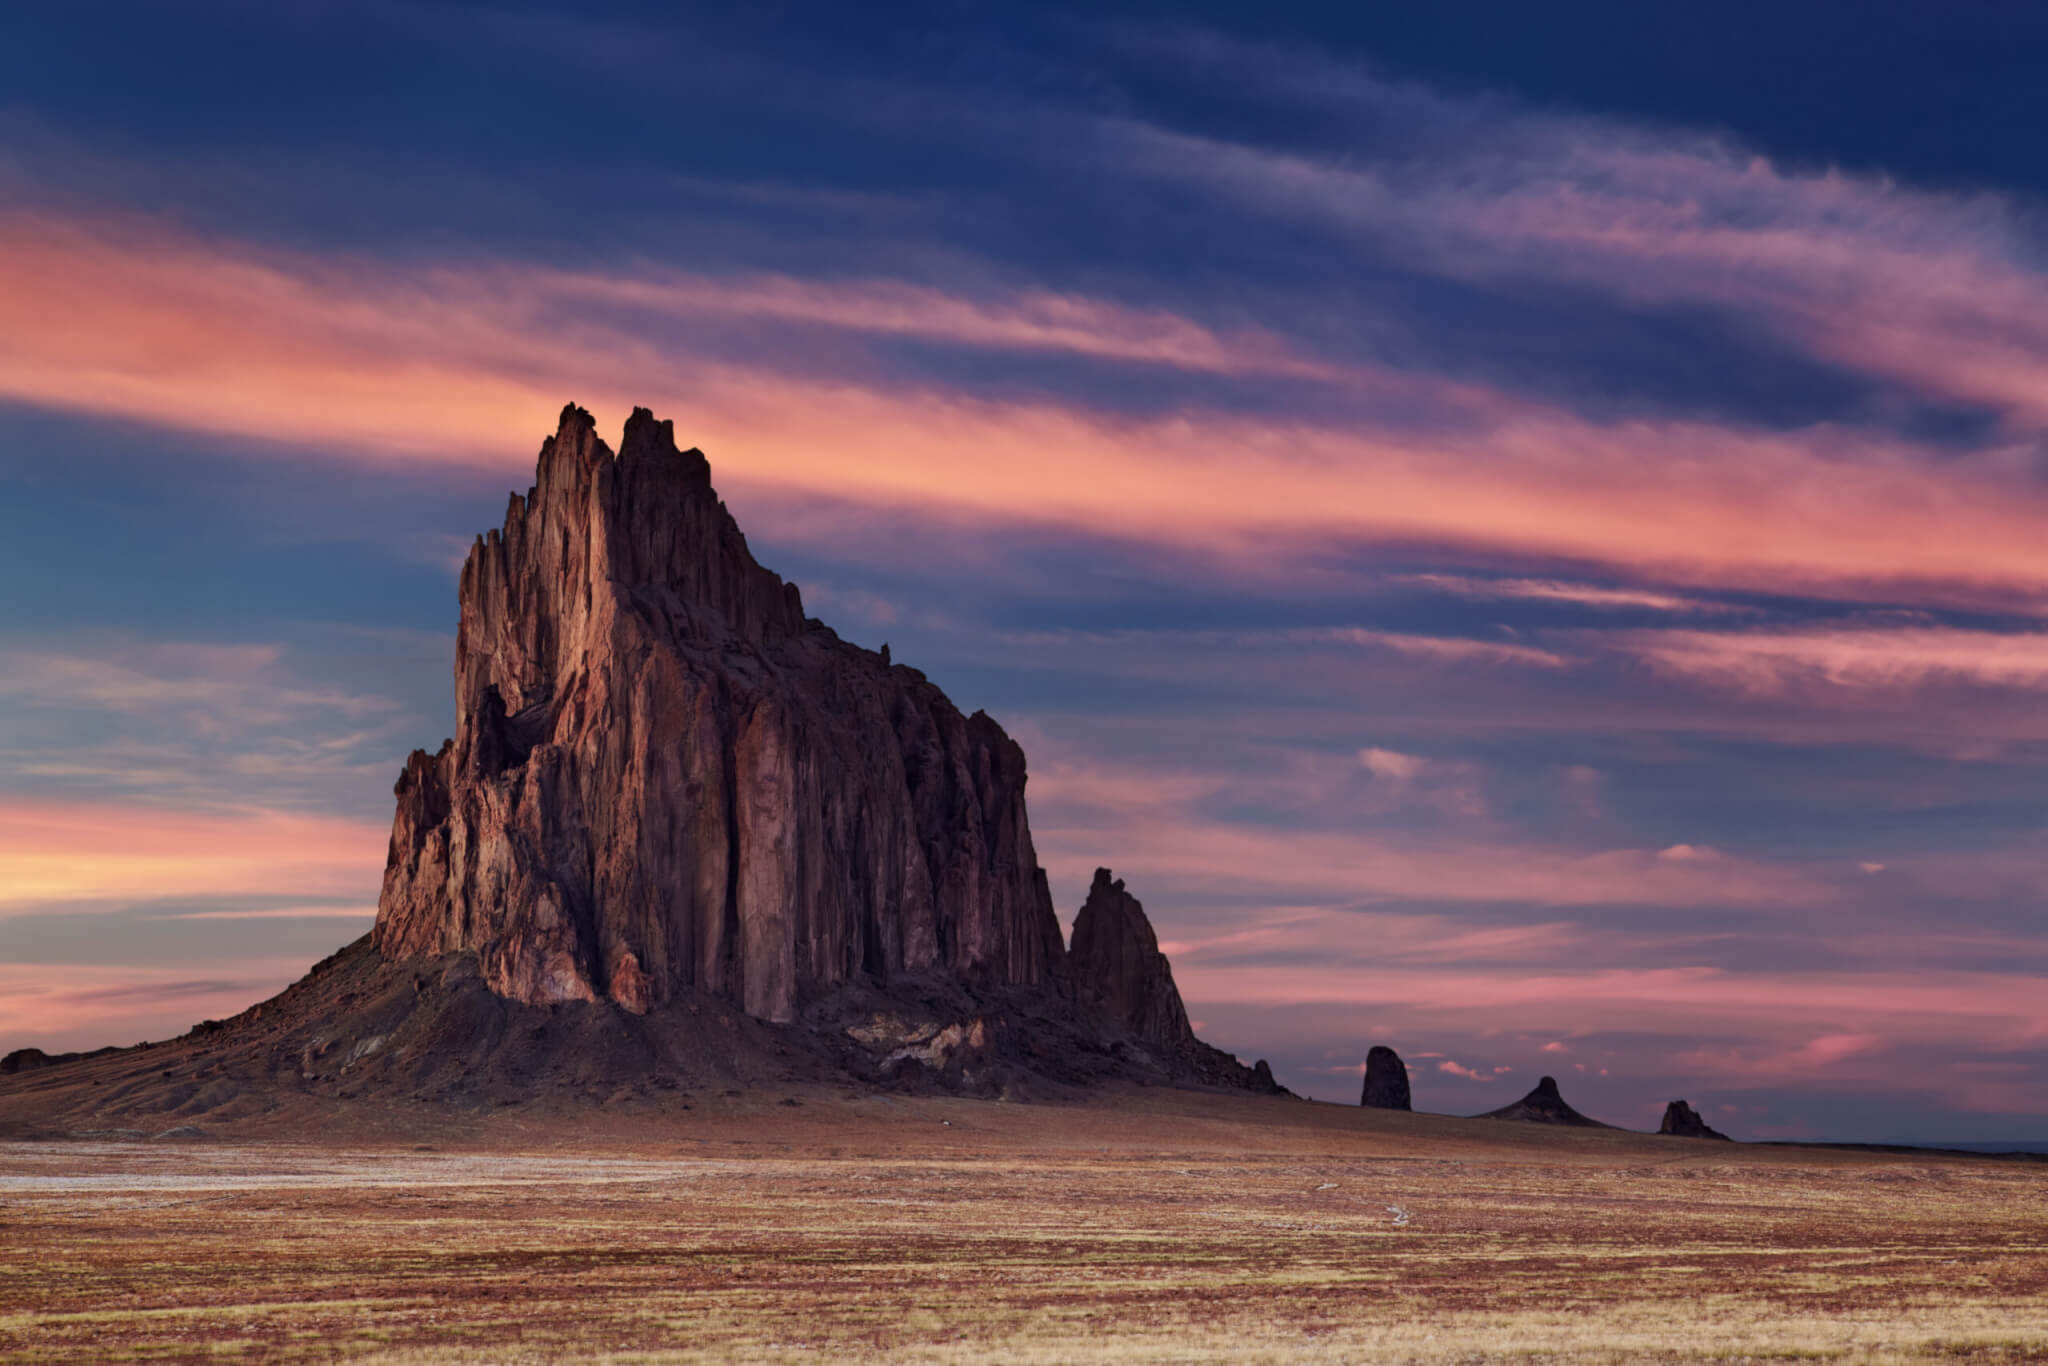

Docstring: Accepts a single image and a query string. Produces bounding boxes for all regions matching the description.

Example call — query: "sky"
[5,1,2048,1142]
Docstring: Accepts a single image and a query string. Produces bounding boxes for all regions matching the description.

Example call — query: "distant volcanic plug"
[1659,1100,1731,1140]
[1359,1045,1411,1110]
[1481,1075,1610,1127]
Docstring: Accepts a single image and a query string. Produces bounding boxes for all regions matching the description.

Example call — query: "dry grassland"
[2,1086,2045,1363]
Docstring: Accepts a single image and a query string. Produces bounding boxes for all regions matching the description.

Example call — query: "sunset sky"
[9,2,2048,1141]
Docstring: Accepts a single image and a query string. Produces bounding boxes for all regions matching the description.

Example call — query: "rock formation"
[1658,1099,1731,1140]
[1068,869,1194,1051]
[1480,1075,1610,1127]
[375,405,1066,1024]
[1065,867,1287,1092]
[0,405,1290,1126]
[1359,1045,1411,1110]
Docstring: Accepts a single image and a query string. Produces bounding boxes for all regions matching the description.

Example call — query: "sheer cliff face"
[375,405,1065,1023]
[1067,868,1196,1053]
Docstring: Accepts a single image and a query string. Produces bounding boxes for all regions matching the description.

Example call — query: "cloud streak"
[0,799,385,911]
[12,207,2048,610]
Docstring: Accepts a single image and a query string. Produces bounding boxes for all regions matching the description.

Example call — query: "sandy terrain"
[3,1085,2046,1363]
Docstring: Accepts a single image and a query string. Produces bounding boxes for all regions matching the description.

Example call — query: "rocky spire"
[1480,1075,1610,1127]
[1067,868,1196,1052]
[1360,1045,1411,1110]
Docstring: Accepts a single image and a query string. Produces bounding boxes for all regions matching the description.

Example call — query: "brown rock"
[1658,1099,1732,1140]
[1360,1045,1411,1110]
[1068,868,1194,1051]
[374,406,1066,1023]
[1064,868,1287,1094]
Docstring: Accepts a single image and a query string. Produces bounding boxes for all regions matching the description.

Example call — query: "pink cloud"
[1397,573,1742,615]
[1437,1060,1496,1082]
[1358,747,1428,781]
[1619,625,2048,695]
[0,959,315,1049]
[0,799,386,910]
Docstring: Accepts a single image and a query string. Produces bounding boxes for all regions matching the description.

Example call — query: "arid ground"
[4,1086,2046,1364]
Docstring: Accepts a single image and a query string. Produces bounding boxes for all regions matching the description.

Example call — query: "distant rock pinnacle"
[1480,1074,1611,1127]
[1658,1099,1731,1140]
[1360,1045,1411,1110]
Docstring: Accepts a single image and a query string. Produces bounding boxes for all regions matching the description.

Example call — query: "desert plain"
[4,1085,2046,1364]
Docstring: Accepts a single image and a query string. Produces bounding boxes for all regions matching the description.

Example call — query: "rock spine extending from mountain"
[1658,1099,1731,1140]
[375,405,1066,1024]
[1359,1045,1411,1110]
[1068,868,1196,1053]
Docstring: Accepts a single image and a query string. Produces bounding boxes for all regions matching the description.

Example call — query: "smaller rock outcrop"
[1480,1075,1610,1127]
[1069,868,1195,1052]
[1360,1045,1412,1110]
[0,1049,52,1075]
[1067,868,1287,1093]
[1658,1099,1731,1140]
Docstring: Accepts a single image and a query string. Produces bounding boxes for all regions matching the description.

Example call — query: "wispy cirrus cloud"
[1619,625,2048,694]
[1396,573,1745,615]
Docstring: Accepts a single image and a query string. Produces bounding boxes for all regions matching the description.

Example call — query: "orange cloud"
[14,212,2048,606]
[0,799,386,910]
[0,959,315,1047]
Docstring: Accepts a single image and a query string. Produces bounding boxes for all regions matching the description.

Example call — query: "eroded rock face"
[375,405,1066,1023]
[1067,868,1195,1052]
[1360,1045,1411,1110]
[1659,1099,1731,1140]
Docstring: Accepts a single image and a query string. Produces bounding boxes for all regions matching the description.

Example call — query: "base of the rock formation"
[0,937,1285,1136]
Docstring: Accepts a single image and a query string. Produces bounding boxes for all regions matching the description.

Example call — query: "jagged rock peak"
[454,404,807,741]
[1659,1099,1731,1140]
[375,405,1066,1024]
[1068,867,1195,1053]
[1360,1044,1411,1110]
[1481,1074,1609,1127]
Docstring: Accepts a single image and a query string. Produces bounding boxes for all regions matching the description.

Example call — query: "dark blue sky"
[5,0,2048,1142]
